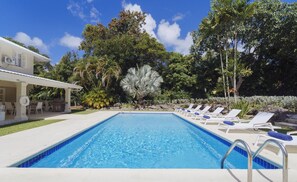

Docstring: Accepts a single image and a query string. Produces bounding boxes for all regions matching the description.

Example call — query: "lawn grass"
[71,109,98,114]
[0,119,64,136]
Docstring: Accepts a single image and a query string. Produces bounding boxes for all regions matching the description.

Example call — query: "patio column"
[15,82,28,121]
[64,88,71,113]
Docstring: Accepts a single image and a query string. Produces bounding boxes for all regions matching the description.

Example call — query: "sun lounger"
[184,105,202,116]
[254,131,297,155]
[191,106,211,118]
[176,103,194,113]
[201,109,241,125]
[195,107,224,119]
[218,112,280,133]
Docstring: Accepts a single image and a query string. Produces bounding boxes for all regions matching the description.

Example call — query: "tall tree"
[162,53,197,95]
[241,0,297,96]
[80,10,166,74]
[211,0,255,102]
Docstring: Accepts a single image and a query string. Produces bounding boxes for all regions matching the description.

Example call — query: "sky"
[0,0,295,64]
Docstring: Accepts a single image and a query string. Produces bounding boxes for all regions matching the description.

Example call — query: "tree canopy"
[23,0,297,108]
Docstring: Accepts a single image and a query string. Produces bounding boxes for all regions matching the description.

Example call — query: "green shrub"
[195,96,297,113]
[83,87,113,109]
[154,90,191,103]
[231,100,251,118]
[121,103,134,108]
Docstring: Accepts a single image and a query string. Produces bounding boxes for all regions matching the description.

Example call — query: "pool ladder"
[221,139,288,182]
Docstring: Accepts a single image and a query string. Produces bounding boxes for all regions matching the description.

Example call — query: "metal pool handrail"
[221,139,253,182]
[253,139,288,182]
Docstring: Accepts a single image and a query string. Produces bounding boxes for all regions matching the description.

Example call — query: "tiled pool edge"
[173,113,281,169]
[11,112,120,167]
[15,112,279,169]
[16,112,173,167]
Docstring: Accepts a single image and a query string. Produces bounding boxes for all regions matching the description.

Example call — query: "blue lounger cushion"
[203,115,210,119]
[223,121,234,125]
[195,112,200,115]
[268,131,293,141]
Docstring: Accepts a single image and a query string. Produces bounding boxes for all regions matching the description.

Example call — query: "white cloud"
[142,14,157,39]
[123,2,142,12]
[122,2,157,39]
[14,32,49,53]
[157,20,180,44]
[157,20,193,55]
[67,1,86,20]
[174,32,193,55]
[122,2,192,54]
[90,7,100,23]
[67,0,100,23]
[172,13,185,22]
[59,33,82,49]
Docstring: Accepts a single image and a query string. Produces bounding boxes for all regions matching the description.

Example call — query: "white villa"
[0,37,82,122]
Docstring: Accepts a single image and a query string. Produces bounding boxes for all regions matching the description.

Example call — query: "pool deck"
[0,111,297,182]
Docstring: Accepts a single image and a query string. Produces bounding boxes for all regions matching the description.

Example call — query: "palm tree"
[73,56,121,90]
[95,55,121,89]
[73,58,96,90]
[212,0,255,102]
[199,14,228,106]
[120,65,163,105]
[231,0,255,102]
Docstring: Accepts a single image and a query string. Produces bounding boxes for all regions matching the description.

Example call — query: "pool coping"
[15,112,280,169]
[0,111,296,182]
[10,113,121,167]
[173,113,281,169]
[0,111,120,167]
[9,111,171,167]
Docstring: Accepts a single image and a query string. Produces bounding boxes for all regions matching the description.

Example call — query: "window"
[16,53,22,67]
[0,88,5,102]
[7,52,26,67]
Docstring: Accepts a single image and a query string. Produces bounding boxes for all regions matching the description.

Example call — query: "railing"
[221,139,253,182]
[253,139,288,182]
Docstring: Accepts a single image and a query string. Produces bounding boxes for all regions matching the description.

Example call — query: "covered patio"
[0,68,82,124]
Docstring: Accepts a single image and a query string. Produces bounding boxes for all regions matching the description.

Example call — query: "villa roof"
[0,37,50,62]
[0,68,82,90]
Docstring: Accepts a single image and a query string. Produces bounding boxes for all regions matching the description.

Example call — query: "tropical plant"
[83,87,113,109]
[231,99,251,118]
[120,65,163,105]
[191,0,257,107]
[30,52,79,101]
[72,55,121,90]
[94,55,121,88]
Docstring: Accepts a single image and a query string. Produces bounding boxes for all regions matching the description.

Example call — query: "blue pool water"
[18,113,278,169]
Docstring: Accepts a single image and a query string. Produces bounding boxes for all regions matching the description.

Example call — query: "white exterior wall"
[0,42,34,75]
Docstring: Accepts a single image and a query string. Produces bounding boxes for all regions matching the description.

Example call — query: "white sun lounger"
[201,109,241,125]
[218,112,279,133]
[254,131,297,155]
[176,103,194,113]
[184,105,202,116]
[195,107,224,119]
[191,106,211,118]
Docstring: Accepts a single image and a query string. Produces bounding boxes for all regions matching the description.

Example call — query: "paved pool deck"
[0,111,296,182]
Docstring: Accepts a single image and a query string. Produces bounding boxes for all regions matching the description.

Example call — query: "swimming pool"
[17,113,279,169]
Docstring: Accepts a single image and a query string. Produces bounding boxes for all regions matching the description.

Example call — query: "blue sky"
[0,0,295,64]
